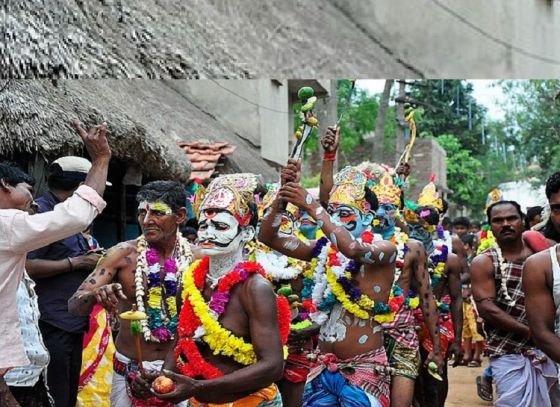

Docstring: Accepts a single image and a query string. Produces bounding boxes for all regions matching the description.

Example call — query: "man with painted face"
[69,180,195,407]
[471,200,560,406]
[153,173,290,406]
[260,161,398,407]
[403,180,463,407]
[362,167,445,407]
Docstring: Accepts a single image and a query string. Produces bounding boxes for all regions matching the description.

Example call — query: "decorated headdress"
[485,188,503,210]
[329,166,371,213]
[417,175,443,212]
[199,173,258,226]
[257,183,299,220]
[372,171,402,206]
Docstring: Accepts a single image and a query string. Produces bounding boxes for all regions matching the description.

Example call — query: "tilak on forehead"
[138,201,173,215]
[329,166,371,213]
[198,173,258,226]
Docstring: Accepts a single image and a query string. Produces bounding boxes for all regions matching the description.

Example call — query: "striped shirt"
[483,247,533,357]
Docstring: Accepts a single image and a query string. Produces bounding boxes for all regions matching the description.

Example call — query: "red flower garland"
[175,257,291,379]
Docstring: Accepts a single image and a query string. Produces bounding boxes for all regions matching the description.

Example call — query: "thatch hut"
[3,0,417,78]
[0,79,278,245]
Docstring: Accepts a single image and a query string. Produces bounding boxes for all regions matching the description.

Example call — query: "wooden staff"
[119,304,147,376]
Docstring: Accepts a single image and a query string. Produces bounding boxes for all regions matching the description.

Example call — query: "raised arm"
[68,243,134,316]
[471,253,530,337]
[523,251,560,363]
[319,126,338,208]
[279,182,396,265]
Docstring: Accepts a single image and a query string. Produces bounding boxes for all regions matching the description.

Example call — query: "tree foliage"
[501,80,560,183]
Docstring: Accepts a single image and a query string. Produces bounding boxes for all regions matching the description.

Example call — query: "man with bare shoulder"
[260,161,397,407]
[403,180,462,407]
[150,173,290,407]
[471,200,559,406]
[69,180,194,406]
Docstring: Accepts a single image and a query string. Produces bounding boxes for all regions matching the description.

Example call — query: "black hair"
[0,162,35,187]
[441,198,449,215]
[453,216,471,228]
[470,220,481,229]
[364,186,379,212]
[526,206,543,221]
[247,201,259,228]
[48,176,82,191]
[180,225,198,236]
[415,205,440,226]
[486,200,524,224]
[441,217,452,227]
[545,171,560,199]
[460,233,475,248]
[136,181,187,213]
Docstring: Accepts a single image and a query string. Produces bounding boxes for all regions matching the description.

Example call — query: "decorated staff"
[119,305,148,376]
[292,86,319,160]
[394,103,417,182]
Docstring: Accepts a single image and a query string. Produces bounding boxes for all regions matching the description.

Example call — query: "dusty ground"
[446,361,493,406]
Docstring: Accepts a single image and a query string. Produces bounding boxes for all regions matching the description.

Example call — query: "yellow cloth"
[77,306,116,407]
[462,301,484,342]
[188,384,280,407]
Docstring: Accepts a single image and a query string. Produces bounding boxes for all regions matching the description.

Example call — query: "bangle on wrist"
[67,257,74,272]
[323,153,336,161]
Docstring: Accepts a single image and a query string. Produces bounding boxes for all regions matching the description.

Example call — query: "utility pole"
[394,80,406,167]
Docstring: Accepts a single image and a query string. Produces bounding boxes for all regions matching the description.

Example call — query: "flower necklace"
[309,231,401,324]
[176,257,290,377]
[492,243,516,306]
[428,239,449,289]
[135,233,192,342]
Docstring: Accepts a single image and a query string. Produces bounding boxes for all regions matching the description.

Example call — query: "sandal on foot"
[476,375,493,402]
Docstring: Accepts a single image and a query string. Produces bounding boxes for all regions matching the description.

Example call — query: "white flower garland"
[492,243,516,306]
[255,250,301,281]
[135,232,193,342]
[309,242,331,325]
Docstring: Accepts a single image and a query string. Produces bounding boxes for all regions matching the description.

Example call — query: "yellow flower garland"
[325,264,396,323]
[182,260,288,365]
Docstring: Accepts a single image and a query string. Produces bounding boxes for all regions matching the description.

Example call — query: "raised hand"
[321,126,340,154]
[72,119,111,163]
[280,159,302,186]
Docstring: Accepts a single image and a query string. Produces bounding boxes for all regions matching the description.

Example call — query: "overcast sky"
[357,79,506,120]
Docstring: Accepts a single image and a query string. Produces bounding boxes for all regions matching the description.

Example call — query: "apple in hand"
[152,375,176,394]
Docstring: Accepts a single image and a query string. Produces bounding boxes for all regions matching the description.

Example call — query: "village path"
[446,360,492,406]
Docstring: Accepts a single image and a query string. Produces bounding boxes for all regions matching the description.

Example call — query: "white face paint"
[197,210,254,256]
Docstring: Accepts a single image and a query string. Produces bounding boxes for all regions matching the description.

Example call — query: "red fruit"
[152,376,176,394]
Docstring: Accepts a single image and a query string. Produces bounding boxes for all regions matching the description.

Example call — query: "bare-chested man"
[69,180,194,406]
[399,180,462,407]
[152,173,289,406]
[260,161,397,407]
[318,128,444,407]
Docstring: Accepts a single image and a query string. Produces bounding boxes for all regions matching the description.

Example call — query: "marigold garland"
[176,258,290,376]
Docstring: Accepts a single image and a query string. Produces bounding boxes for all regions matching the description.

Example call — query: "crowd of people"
[1,121,560,407]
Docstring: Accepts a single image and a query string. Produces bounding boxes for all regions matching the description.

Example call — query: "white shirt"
[0,185,106,370]
[4,273,49,386]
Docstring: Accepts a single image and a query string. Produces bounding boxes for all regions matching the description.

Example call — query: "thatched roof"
[3,0,419,78]
[0,80,278,182]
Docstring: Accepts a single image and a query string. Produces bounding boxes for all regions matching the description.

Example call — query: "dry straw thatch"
[0,80,278,182]
[2,0,418,78]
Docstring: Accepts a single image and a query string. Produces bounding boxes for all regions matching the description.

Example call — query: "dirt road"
[446,362,493,406]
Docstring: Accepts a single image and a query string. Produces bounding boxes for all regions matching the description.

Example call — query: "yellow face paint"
[138,201,173,215]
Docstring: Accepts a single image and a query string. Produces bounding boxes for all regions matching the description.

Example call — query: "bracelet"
[323,153,336,161]
[67,257,74,272]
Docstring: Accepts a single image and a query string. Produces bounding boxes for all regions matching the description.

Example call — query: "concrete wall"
[180,80,290,166]
[331,0,560,76]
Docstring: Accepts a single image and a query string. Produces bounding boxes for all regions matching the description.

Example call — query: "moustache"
[500,227,515,235]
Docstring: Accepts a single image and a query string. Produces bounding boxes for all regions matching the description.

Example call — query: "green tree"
[409,80,488,155]
[435,134,486,211]
[501,80,560,182]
